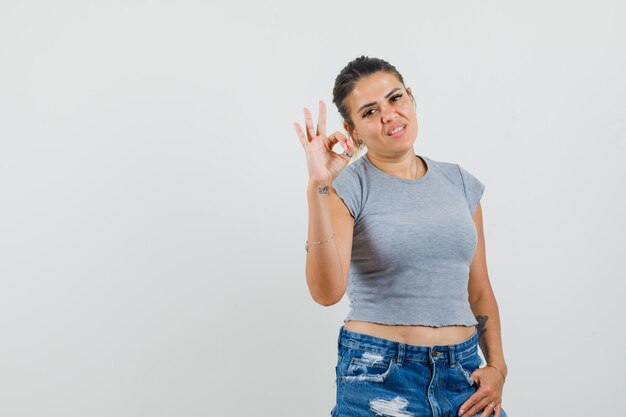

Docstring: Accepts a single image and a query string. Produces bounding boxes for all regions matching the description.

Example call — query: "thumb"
[470,372,480,386]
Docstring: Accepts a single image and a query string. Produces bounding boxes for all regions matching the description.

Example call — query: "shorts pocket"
[338,348,394,383]
[455,351,483,387]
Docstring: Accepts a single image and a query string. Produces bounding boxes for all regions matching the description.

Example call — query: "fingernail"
[458,410,464,416]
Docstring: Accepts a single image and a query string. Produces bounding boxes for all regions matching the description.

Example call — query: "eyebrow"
[357,88,402,114]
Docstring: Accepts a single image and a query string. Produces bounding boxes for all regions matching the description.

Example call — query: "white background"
[1,1,624,416]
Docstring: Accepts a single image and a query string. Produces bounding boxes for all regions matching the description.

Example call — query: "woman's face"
[344,71,417,156]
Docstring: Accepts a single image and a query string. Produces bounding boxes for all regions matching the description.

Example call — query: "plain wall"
[1,0,624,415]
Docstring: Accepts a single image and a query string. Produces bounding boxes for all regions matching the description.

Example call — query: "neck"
[366,152,420,180]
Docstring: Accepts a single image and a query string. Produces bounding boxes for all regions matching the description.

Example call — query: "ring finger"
[479,401,498,417]
[303,107,315,140]
[466,397,495,417]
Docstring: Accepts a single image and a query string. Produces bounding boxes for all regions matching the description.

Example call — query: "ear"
[406,86,414,100]
[343,120,352,135]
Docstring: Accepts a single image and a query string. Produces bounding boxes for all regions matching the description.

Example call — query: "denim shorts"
[331,326,508,417]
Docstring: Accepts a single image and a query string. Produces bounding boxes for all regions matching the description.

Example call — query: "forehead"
[348,72,403,112]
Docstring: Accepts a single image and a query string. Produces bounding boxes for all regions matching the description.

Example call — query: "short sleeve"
[457,164,486,215]
[331,168,362,221]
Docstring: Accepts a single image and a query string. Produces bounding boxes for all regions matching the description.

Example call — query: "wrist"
[308,179,333,189]
[486,361,508,380]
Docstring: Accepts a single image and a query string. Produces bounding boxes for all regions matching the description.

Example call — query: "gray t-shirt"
[332,153,486,327]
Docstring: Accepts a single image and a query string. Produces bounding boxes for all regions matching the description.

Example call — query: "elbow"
[468,289,495,306]
[310,283,346,307]
[307,272,348,307]
[312,293,342,307]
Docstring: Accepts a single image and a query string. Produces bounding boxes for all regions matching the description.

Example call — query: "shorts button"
[433,350,442,356]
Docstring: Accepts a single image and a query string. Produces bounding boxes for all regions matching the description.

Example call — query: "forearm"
[469,292,508,379]
[305,181,344,305]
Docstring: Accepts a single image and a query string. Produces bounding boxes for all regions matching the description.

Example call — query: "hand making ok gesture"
[293,100,357,184]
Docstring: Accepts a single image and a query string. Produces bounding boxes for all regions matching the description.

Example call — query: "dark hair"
[332,56,412,150]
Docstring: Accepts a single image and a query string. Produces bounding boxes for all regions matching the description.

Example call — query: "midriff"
[343,320,477,347]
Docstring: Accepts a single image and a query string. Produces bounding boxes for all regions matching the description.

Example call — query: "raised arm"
[294,100,357,306]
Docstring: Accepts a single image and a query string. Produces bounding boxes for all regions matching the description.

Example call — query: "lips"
[386,124,406,137]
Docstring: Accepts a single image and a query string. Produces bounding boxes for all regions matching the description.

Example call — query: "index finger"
[317,100,326,138]
[459,389,483,416]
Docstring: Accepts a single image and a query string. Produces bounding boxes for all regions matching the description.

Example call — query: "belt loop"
[449,345,456,368]
[397,343,405,367]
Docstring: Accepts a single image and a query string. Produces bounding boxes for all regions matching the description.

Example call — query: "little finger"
[293,122,309,148]
[493,403,502,417]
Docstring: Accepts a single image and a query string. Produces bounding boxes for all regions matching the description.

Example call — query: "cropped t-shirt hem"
[343,314,479,328]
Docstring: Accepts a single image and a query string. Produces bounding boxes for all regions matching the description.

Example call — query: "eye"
[362,94,403,118]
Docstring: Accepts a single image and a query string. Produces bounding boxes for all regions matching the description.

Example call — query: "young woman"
[294,56,509,417]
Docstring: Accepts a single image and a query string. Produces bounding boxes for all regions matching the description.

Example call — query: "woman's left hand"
[458,365,505,417]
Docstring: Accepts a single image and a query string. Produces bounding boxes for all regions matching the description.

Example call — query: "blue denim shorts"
[331,326,508,417]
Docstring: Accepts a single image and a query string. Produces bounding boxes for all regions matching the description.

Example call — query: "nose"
[381,104,398,123]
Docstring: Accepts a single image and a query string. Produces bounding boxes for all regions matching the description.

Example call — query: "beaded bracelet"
[486,363,506,382]
[305,232,335,253]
